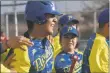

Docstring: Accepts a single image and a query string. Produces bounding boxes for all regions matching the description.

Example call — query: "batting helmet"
[98,8,109,25]
[25,1,61,24]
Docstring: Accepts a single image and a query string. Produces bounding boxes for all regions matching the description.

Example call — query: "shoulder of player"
[55,51,66,60]
[75,50,83,55]
[75,51,83,60]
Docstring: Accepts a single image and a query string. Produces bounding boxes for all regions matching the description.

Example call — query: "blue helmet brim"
[49,11,62,16]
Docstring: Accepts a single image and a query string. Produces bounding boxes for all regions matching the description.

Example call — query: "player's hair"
[26,20,34,32]
[99,23,105,29]
[98,23,109,32]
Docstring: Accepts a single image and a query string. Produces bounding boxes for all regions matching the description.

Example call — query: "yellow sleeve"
[10,45,31,72]
[53,35,62,58]
[1,64,10,73]
[89,40,108,73]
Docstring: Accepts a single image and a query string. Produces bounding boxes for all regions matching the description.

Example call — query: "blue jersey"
[28,38,54,73]
[82,33,96,73]
[5,32,54,73]
[54,51,83,73]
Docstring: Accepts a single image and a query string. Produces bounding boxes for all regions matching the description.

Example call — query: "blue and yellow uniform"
[54,51,83,73]
[82,33,109,73]
[5,32,54,73]
[54,26,83,73]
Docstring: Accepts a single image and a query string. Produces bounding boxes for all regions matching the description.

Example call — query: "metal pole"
[14,1,18,36]
[94,11,97,33]
[6,14,9,38]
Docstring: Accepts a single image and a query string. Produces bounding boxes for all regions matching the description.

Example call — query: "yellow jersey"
[53,34,61,58]
[82,33,109,73]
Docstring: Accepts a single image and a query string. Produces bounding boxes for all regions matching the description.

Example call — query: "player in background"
[82,8,109,73]
[0,31,7,43]
[54,26,83,73]
[53,14,80,58]
[4,1,61,73]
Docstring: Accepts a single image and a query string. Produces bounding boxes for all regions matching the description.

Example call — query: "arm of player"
[1,36,33,52]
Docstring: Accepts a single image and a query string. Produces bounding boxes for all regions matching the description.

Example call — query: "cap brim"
[68,19,79,24]
[49,11,63,16]
[63,32,78,37]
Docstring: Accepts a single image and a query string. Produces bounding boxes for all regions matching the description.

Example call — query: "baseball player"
[53,14,80,58]
[82,8,109,73]
[5,1,61,73]
[54,26,83,73]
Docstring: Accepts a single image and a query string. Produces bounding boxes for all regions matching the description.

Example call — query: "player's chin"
[49,28,54,34]
[47,30,53,35]
[68,45,74,49]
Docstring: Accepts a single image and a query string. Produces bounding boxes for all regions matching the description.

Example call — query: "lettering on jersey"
[68,27,72,32]
[74,61,82,70]
[34,45,53,71]
[64,66,70,73]
[45,45,53,62]
[35,54,46,71]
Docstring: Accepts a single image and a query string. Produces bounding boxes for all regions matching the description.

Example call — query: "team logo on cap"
[51,1,55,10]
[68,15,73,20]
[68,27,72,32]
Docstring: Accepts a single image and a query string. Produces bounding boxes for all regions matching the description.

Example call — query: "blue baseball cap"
[60,26,78,37]
[98,8,109,25]
[58,14,79,25]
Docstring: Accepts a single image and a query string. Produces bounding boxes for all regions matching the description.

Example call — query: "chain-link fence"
[1,1,109,52]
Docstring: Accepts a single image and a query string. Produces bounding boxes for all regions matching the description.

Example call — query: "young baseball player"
[82,8,109,73]
[5,1,61,73]
[54,26,83,73]
[53,14,80,58]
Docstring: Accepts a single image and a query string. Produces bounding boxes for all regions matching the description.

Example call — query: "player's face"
[44,14,58,35]
[61,33,78,51]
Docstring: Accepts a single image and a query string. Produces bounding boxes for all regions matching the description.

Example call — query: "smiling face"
[61,33,78,52]
[44,13,58,35]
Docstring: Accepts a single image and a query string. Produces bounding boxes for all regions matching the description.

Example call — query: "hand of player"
[7,36,34,51]
[3,53,17,73]
[3,54,16,69]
